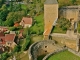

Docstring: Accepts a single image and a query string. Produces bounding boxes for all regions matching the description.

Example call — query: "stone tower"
[43,0,58,40]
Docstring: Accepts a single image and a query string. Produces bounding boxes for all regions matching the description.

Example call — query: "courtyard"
[47,50,80,60]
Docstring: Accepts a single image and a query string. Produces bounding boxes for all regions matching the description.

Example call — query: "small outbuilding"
[20,17,33,28]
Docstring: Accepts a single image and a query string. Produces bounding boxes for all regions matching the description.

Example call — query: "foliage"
[70,0,76,5]
[0,52,9,60]
[0,0,5,8]
[23,27,29,38]
[4,11,25,26]
[22,27,31,51]
[21,38,30,51]
[57,18,71,31]
[30,14,44,35]
[13,45,21,52]
[9,27,17,31]
[0,4,9,21]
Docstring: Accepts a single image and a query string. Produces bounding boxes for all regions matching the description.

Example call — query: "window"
[70,18,74,21]
[45,50,47,52]
[45,46,47,48]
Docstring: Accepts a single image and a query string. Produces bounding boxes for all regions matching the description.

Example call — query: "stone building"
[43,0,58,40]
[60,6,80,31]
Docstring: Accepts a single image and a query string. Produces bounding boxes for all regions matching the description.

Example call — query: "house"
[5,34,16,47]
[20,17,32,28]
[0,32,16,47]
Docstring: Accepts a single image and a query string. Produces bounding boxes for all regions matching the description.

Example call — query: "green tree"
[4,11,25,26]
[0,0,5,8]
[70,0,76,5]
[13,45,21,52]
[57,18,71,30]
[1,52,9,60]
[0,4,9,21]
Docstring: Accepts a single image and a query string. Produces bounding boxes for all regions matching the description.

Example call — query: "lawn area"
[31,35,43,44]
[7,51,29,60]
[52,26,66,34]
[47,50,80,60]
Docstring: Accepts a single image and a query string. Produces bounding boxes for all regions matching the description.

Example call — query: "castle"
[43,0,80,51]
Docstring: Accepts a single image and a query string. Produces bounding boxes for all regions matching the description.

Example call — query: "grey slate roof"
[44,0,58,4]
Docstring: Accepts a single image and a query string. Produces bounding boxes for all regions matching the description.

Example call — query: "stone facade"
[44,0,58,40]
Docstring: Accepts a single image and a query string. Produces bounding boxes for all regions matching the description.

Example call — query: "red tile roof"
[21,17,32,24]
[5,34,16,42]
[14,22,19,27]
[0,32,5,37]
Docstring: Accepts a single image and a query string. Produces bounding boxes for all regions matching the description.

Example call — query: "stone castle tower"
[43,0,58,40]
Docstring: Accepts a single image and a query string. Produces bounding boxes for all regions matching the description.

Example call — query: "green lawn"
[47,50,80,60]
[31,35,43,44]
[52,26,66,34]
[7,52,29,60]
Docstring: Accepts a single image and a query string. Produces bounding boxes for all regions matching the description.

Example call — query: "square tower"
[44,0,58,40]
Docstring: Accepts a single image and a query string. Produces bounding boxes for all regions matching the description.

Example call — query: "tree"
[70,0,76,5]
[0,0,5,8]
[57,18,71,30]
[0,4,9,21]
[13,45,21,52]
[4,11,25,26]
[1,52,9,60]
[23,27,29,37]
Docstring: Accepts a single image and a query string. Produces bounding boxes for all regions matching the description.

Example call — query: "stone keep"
[44,0,58,40]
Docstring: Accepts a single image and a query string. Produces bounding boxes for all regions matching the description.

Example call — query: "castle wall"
[28,40,61,60]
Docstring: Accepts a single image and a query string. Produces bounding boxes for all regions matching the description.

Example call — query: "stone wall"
[51,34,77,50]
[28,40,62,60]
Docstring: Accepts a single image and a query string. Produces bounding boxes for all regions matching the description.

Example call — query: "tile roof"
[0,32,5,37]
[44,0,58,4]
[14,22,19,27]
[21,17,32,24]
[5,34,15,42]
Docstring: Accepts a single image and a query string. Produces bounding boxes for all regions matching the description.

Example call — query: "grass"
[47,50,80,60]
[7,52,29,60]
[31,35,43,44]
[52,26,66,34]
[37,54,46,60]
